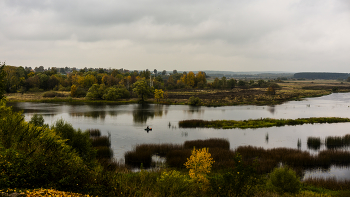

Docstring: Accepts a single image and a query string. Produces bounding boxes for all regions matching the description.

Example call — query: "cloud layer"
[1,0,349,72]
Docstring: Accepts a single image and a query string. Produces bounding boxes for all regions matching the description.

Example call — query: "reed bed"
[87,129,101,137]
[183,138,230,150]
[307,137,321,150]
[134,144,183,157]
[125,138,230,168]
[303,177,350,191]
[236,146,350,174]
[91,136,111,147]
[325,134,350,149]
[179,117,350,129]
[124,138,350,176]
[95,146,113,159]
[125,149,153,168]
[87,129,115,168]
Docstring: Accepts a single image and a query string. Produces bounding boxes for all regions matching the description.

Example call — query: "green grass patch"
[179,117,350,129]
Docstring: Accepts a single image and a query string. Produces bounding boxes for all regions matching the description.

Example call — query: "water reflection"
[267,106,275,114]
[186,106,204,114]
[133,104,154,123]
[132,104,165,124]
[304,166,350,181]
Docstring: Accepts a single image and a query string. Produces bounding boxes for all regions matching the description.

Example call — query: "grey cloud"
[1,0,350,72]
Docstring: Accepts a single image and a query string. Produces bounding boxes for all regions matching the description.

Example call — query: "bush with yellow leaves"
[184,147,214,191]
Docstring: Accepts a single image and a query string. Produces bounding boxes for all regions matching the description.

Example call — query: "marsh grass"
[88,129,101,137]
[91,136,111,147]
[183,138,230,150]
[95,146,113,159]
[325,134,350,149]
[179,117,350,129]
[125,150,153,168]
[303,177,350,191]
[125,139,231,169]
[124,138,350,176]
[98,158,128,172]
[307,137,322,150]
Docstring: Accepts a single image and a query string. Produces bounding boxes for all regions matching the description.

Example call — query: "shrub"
[209,153,261,197]
[29,114,48,127]
[188,96,202,106]
[266,166,301,194]
[102,86,130,100]
[184,147,214,188]
[42,91,66,98]
[0,99,99,192]
[75,87,87,98]
[156,170,192,196]
[28,87,44,92]
[51,119,97,164]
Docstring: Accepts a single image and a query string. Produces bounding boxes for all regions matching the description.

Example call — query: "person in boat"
[146,126,149,130]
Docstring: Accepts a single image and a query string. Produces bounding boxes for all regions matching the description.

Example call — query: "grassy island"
[179,117,350,129]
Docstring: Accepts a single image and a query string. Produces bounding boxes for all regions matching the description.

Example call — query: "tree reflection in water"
[132,104,164,124]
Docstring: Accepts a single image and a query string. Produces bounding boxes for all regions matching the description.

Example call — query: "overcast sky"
[1,0,349,72]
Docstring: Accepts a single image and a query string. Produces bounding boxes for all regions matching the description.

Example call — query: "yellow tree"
[186,71,195,88]
[195,71,206,88]
[180,73,187,85]
[184,147,214,186]
[70,85,77,97]
[154,89,164,102]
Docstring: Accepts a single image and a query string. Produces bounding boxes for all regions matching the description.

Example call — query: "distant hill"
[200,71,295,79]
[294,72,350,80]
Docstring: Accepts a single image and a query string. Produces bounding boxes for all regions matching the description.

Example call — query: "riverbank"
[5,80,350,106]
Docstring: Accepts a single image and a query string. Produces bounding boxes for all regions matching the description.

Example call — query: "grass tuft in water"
[307,137,321,150]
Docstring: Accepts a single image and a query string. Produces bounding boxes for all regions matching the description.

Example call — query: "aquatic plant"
[307,137,321,150]
[325,135,350,149]
[184,138,230,150]
[88,129,101,137]
[91,136,111,147]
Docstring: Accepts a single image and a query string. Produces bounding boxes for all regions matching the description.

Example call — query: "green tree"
[102,86,130,100]
[86,84,105,100]
[132,80,154,102]
[238,80,246,87]
[227,78,236,89]
[0,62,5,99]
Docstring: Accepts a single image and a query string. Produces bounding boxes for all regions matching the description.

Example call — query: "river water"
[8,92,350,180]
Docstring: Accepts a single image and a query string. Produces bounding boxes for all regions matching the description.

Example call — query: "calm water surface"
[9,93,350,180]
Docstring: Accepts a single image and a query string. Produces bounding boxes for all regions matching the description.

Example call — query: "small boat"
[144,127,152,131]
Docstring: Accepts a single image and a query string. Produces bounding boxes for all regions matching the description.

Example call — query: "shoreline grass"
[179,117,350,129]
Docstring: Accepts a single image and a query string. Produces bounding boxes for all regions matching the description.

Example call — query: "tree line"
[0,63,279,101]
